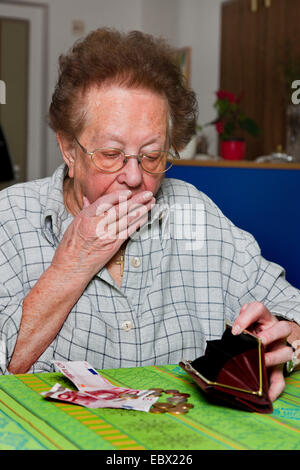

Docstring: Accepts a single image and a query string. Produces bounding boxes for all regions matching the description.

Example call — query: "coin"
[150,407,165,414]
[168,404,189,415]
[149,388,164,393]
[166,396,187,404]
[171,392,190,398]
[165,389,179,395]
[148,391,162,397]
[154,402,175,410]
[180,403,194,410]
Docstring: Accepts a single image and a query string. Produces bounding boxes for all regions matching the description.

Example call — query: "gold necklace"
[115,247,126,276]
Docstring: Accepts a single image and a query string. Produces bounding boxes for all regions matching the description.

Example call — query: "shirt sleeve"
[0,223,24,374]
[0,285,23,375]
[224,226,300,324]
[0,220,55,375]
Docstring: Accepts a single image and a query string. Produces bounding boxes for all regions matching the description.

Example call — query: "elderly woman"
[1,28,300,402]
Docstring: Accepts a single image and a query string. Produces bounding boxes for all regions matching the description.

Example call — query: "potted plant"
[202,90,260,160]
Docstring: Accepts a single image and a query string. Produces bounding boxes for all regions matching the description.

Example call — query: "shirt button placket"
[130,257,141,268]
[121,320,133,332]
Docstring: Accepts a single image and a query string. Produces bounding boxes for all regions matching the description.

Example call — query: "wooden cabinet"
[220,0,300,160]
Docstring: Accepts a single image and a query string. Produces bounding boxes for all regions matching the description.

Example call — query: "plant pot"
[221,140,245,160]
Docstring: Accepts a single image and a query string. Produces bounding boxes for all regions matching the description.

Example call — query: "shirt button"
[131,257,141,268]
[121,320,133,332]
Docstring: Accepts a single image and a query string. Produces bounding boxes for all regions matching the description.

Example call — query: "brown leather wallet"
[179,324,273,413]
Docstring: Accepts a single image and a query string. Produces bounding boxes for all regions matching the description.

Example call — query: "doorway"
[0,2,48,189]
[0,17,29,187]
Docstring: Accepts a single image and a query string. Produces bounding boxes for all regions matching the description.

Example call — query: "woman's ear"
[56,132,76,178]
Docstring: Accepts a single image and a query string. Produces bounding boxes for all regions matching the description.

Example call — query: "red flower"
[215,120,225,134]
[200,89,260,141]
[235,91,244,104]
[216,90,236,103]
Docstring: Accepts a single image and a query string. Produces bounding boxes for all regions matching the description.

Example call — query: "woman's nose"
[116,156,143,188]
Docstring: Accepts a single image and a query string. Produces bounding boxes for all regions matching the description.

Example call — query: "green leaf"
[223,120,236,140]
[238,118,260,137]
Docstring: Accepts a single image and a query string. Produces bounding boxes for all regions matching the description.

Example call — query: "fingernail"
[143,191,153,200]
[232,324,242,335]
[260,335,267,345]
[264,355,269,366]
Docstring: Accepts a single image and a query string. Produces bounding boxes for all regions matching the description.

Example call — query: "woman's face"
[59,85,169,213]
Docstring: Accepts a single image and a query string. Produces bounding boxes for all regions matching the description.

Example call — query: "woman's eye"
[145,151,161,160]
[102,150,122,158]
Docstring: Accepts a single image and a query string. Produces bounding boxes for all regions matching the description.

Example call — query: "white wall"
[20,0,145,175]
[48,0,146,174]
[141,0,180,46]
[2,0,224,175]
[178,0,224,155]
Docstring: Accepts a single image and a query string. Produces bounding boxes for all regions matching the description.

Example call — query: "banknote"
[42,382,158,411]
[53,360,113,391]
[53,360,152,397]
[42,383,105,409]
[41,360,159,412]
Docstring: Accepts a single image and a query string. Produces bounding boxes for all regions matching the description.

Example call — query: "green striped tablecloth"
[0,364,299,450]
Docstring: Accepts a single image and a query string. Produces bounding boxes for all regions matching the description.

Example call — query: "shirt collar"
[42,164,73,244]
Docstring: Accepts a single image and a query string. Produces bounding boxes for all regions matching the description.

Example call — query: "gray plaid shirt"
[1,164,300,374]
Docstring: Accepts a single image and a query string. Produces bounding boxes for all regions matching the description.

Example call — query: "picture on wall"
[177,47,191,86]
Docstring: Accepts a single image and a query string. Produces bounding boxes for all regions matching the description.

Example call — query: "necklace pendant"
[115,254,125,276]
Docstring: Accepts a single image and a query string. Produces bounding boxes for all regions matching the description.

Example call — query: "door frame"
[1,1,48,180]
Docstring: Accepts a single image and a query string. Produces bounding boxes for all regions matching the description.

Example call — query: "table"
[0,364,299,450]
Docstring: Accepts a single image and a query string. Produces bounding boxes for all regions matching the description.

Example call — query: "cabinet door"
[262,0,289,157]
[220,0,264,159]
[0,18,29,187]
[220,0,300,160]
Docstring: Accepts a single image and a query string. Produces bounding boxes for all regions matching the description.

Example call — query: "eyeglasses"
[73,136,180,174]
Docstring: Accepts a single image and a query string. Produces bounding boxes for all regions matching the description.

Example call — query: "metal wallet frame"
[181,323,263,397]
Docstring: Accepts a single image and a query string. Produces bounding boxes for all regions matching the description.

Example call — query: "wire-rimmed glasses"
[73,136,180,174]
